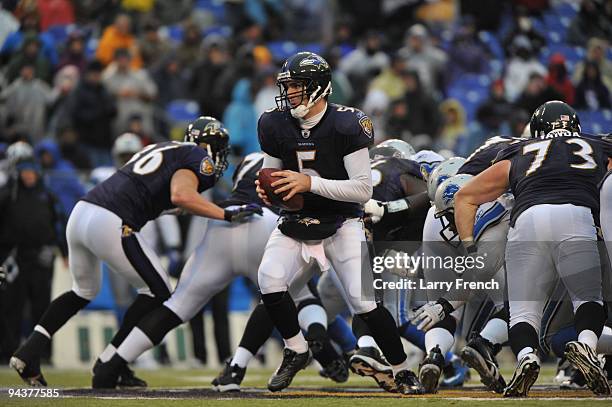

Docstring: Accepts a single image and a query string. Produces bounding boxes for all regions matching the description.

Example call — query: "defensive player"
[255,51,423,394]
[10,116,261,386]
[455,101,612,396]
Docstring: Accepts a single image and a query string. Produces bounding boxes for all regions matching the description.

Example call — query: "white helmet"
[427,157,466,202]
[378,139,416,159]
[6,141,34,165]
[433,173,473,243]
[113,133,143,156]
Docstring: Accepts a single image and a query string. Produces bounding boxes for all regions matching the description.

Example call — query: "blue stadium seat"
[166,100,201,123]
[159,24,184,44]
[578,109,612,134]
[478,31,505,61]
[195,0,225,22]
[267,41,298,62]
[45,24,76,48]
[555,2,579,19]
[202,25,232,37]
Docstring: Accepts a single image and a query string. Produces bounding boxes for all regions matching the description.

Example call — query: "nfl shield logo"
[301,129,310,138]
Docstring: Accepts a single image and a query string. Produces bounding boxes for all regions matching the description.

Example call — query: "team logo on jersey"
[298,217,321,227]
[359,116,374,138]
[301,129,311,139]
[121,225,134,237]
[442,184,459,206]
[200,156,215,176]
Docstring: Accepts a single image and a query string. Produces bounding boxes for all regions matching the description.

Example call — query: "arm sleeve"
[310,147,372,204]
[262,153,283,169]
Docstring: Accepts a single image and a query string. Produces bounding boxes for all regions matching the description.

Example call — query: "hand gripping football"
[258,168,304,211]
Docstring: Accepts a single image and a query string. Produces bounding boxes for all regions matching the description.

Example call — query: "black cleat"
[267,348,311,392]
[91,358,124,389]
[212,359,246,392]
[503,352,540,397]
[319,358,349,383]
[349,347,395,392]
[564,341,610,395]
[92,359,147,389]
[419,345,445,394]
[395,369,425,395]
[461,335,506,393]
[9,356,47,387]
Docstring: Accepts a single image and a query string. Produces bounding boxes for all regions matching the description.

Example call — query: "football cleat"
[395,369,425,395]
[91,359,123,389]
[349,347,396,392]
[418,345,445,393]
[212,359,246,392]
[93,359,147,389]
[267,348,311,392]
[554,357,572,385]
[564,341,611,395]
[461,335,506,393]
[9,356,47,387]
[503,352,540,397]
[560,366,586,390]
[319,358,349,383]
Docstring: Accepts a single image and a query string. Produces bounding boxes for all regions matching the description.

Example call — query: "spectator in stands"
[574,61,612,110]
[503,35,546,102]
[502,11,546,58]
[95,13,142,69]
[0,10,58,67]
[190,35,230,120]
[138,19,172,69]
[546,53,575,105]
[367,53,407,102]
[399,69,441,139]
[36,0,75,32]
[64,60,117,168]
[57,30,87,73]
[460,0,504,31]
[253,66,278,120]
[438,99,467,151]
[223,78,258,156]
[456,104,504,156]
[398,24,447,96]
[0,153,67,363]
[446,17,491,84]
[573,37,612,92]
[0,63,53,143]
[153,0,192,26]
[55,127,90,170]
[567,0,612,46]
[34,139,86,216]
[48,65,80,135]
[515,72,563,115]
[176,21,203,73]
[0,4,19,49]
[5,33,52,84]
[325,46,354,106]
[102,48,157,138]
[339,30,390,99]
[362,89,390,142]
[505,108,530,139]
[151,52,189,109]
[385,98,412,141]
[213,45,256,118]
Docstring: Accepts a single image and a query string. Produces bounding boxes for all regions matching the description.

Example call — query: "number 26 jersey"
[496,132,612,226]
[83,141,216,230]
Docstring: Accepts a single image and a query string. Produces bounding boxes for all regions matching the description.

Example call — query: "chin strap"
[290,83,332,119]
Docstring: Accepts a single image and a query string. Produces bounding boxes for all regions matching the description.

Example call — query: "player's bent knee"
[71,284,100,301]
[137,305,183,345]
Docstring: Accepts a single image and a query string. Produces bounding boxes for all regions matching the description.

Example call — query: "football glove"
[364,199,385,223]
[224,203,263,223]
[0,266,6,288]
[411,298,454,331]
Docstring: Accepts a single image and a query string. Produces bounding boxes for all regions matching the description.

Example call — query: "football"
[258,168,304,211]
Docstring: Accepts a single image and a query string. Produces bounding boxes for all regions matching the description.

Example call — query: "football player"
[455,101,612,396]
[10,116,261,387]
[254,51,423,394]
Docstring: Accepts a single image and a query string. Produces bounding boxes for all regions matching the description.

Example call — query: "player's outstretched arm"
[171,169,226,220]
[455,160,511,243]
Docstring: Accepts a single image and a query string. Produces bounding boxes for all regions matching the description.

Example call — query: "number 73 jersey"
[83,141,216,230]
[495,132,612,226]
[258,104,374,217]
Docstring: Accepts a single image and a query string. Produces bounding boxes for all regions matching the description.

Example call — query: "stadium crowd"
[0,0,611,367]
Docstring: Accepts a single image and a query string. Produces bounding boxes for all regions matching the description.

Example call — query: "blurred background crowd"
[0,0,611,368]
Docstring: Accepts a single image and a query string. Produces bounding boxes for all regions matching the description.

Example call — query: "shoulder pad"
[332,104,374,138]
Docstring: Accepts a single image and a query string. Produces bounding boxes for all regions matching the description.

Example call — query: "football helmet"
[433,174,474,242]
[427,157,466,202]
[369,145,403,160]
[529,100,580,138]
[275,52,332,118]
[112,132,143,167]
[378,139,416,159]
[184,116,230,178]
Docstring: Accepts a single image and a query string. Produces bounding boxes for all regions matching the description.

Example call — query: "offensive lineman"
[455,101,612,397]
[254,51,423,394]
[10,116,261,387]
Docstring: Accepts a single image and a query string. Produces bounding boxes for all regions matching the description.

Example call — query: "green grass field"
[0,366,609,406]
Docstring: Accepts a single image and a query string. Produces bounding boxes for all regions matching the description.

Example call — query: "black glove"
[224,203,263,223]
